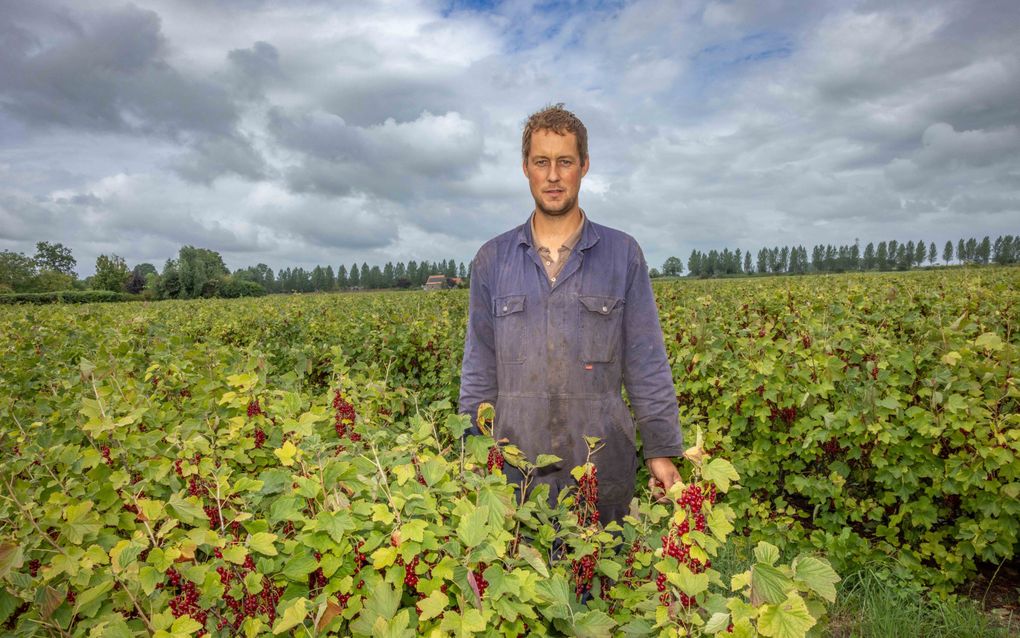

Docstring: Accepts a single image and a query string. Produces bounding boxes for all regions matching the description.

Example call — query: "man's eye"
[535,159,548,166]
[559,160,573,166]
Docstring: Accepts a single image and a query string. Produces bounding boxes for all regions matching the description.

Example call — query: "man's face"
[523,129,589,217]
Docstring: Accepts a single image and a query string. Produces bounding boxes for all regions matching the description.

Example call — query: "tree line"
[660,235,1019,278]
[0,242,468,299]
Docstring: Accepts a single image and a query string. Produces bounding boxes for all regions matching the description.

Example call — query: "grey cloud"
[228,41,282,98]
[172,136,269,184]
[270,108,485,200]
[0,3,239,137]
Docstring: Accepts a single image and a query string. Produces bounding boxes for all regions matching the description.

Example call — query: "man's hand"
[646,457,681,503]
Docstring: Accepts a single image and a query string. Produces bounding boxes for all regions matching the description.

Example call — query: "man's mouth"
[545,189,564,196]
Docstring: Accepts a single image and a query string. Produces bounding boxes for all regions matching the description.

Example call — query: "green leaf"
[274,441,298,467]
[535,575,573,620]
[669,563,709,597]
[704,612,731,634]
[272,597,308,634]
[282,553,318,580]
[707,505,735,542]
[399,519,428,544]
[792,556,840,603]
[249,532,278,556]
[139,566,162,595]
[702,458,739,492]
[417,590,448,622]
[170,614,203,635]
[168,493,208,526]
[974,332,1003,351]
[0,544,24,580]
[573,609,616,637]
[445,413,471,439]
[517,544,549,579]
[371,546,398,570]
[754,541,780,566]
[221,545,247,565]
[0,589,20,625]
[317,511,354,544]
[439,608,487,636]
[456,506,489,548]
[365,580,401,620]
[757,592,817,638]
[242,618,265,638]
[751,564,792,607]
[534,454,562,468]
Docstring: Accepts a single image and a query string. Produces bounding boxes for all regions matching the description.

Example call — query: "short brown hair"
[522,103,588,164]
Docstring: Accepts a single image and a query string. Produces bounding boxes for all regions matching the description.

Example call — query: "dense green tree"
[348,262,360,288]
[876,242,888,270]
[33,241,77,276]
[336,265,348,289]
[977,236,991,264]
[957,239,966,263]
[943,241,953,264]
[743,250,752,273]
[93,254,130,292]
[0,250,37,292]
[662,256,683,277]
[927,242,936,265]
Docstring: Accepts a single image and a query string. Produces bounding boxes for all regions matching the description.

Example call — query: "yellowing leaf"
[271,597,308,634]
[757,592,816,638]
[274,441,298,467]
[417,590,448,622]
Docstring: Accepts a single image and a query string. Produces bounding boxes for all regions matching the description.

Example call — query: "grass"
[707,540,1017,637]
[826,563,1016,637]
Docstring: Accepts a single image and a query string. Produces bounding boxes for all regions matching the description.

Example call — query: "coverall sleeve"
[458,248,498,431]
[621,245,684,459]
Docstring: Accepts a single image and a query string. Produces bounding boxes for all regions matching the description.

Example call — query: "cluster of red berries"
[801,334,813,349]
[354,540,368,571]
[246,398,263,418]
[574,465,600,527]
[309,552,328,592]
[471,562,489,599]
[656,483,716,608]
[28,559,40,577]
[571,548,599,599]
[203,505,221,529]
[187,475,206,498]
[411,456,428,486]
[167,577,206,626]
[100,446,112,465]
[822,438,842,459]
[332,390,360,441]
[403,555,420,589]
[486,446,505,473]
[768,404,798,425]
[214,556,283,630]
[254,429,267,448]
[65,590,76,605]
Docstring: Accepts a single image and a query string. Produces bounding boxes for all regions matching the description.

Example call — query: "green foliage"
[0,290,138,304]
[0,267,1015,635]
[93,254,131,292]
[33,241,77,276]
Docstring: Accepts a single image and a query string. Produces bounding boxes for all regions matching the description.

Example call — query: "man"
[459,104,684,526]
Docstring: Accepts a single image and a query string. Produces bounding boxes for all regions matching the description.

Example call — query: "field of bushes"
[0,267,1016,636]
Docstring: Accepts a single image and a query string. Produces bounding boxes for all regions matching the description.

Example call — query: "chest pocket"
[493,294,527,364]
[578,295,624,363]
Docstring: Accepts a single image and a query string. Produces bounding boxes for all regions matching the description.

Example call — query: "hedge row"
[0,290,141,304]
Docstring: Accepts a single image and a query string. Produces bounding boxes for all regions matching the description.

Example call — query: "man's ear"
[522,160,529,178]
[581,156,590,178]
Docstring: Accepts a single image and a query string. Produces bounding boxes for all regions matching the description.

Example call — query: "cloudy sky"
[1,0,1018,276]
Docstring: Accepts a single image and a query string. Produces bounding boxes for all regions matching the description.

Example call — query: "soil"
[962,556,1020,632]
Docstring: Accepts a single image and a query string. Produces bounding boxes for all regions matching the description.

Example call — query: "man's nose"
[547,163,560,181]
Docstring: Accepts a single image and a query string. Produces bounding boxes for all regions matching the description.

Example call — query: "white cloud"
[1,0,1018,276]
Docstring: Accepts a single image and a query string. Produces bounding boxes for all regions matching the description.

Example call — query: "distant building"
[424,274,458,290]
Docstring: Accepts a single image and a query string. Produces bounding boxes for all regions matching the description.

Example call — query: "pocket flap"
[494,294,526,316]
[579,295,622,315]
